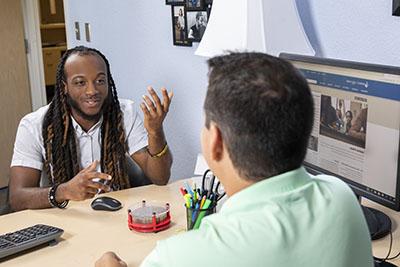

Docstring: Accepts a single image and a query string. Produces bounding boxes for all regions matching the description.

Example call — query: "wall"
[296,0,400,66]
[64,0,208,181]
[64,0,400,181]
[0,0,32,187]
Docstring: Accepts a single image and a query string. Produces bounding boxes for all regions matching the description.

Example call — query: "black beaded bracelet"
[48,184,69,209]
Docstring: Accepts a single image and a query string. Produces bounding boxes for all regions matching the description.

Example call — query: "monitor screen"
[280,53,400,211]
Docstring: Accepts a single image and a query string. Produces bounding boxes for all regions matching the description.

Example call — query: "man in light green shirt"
[96,53,373,267]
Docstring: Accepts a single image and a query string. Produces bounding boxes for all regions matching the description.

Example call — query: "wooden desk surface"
[1,180,399,266]
[0,180,187,267]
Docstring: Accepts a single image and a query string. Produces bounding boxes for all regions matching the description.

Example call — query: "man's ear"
[62,81,67,95]
[209,123,224,162]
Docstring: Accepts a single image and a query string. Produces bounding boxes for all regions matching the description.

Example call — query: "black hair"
[204,52,314,181]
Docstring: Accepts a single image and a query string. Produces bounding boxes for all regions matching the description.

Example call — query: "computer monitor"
[280,53,400,239]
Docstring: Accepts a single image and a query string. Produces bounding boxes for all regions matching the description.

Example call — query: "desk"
[1,180,399,266]
[0,180,187,267]
[363,199,400,266]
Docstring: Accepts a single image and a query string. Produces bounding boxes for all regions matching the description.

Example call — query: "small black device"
[91,196,122,211]
[0,224,64,259]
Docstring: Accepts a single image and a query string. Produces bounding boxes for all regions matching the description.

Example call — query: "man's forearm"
[145,150,172,185]
[146,131,173,185]
[10,187,52,211]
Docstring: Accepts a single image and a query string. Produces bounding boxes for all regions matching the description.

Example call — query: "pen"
[192,183,197,202]
[184,181,194,196]
[191,202,200,222]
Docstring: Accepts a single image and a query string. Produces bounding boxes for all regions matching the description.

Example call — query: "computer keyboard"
[0,224,64,259]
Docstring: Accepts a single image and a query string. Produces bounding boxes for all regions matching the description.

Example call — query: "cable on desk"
[374,230,400,263]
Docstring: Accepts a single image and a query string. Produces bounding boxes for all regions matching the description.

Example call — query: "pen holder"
[185,203,216,231]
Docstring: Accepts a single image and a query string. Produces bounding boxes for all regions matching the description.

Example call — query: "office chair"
[0,187,10,216]
[125,154,152,188]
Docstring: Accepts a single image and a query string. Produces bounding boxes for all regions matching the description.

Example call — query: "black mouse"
[91,196,122,211]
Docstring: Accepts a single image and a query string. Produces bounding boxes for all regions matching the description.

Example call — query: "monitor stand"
[361,205,392,240]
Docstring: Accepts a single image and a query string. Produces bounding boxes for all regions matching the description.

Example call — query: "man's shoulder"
[309,173,366,219]
[118,98,136,113]
[311,173,352,192]
[20,104,50,127]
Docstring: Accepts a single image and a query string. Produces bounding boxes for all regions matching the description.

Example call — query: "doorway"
[39,0,67,102]
[22,0,68,110]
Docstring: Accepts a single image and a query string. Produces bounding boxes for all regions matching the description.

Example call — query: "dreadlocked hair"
[42,46,130,190]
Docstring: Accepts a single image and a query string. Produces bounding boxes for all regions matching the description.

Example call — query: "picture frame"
[185,0,204,11]
[186,10,208,42]
[171,5,192,46]
[165,0,185,5]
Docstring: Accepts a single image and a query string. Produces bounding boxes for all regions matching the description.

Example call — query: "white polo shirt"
[11,99,148,186]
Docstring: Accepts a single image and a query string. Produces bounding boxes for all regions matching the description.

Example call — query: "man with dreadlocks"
[9,46,173,211]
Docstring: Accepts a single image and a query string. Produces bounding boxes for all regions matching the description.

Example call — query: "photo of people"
[186,11,208,42]
[319,95,368,148]
[171,5,192,46]
[186,0,203,10]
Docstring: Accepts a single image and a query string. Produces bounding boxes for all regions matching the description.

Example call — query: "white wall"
[64,0,400,181]
[64,0,208,181]
[296,0,400,66]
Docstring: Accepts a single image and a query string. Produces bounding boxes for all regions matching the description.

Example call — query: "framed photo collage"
[165,0,213,46]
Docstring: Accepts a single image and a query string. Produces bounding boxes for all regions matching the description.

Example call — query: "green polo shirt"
[141,167,373,267]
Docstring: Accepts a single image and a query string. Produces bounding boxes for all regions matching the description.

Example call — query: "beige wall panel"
[0,0,32,187]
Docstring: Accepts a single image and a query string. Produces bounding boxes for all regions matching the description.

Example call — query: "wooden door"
[0,0,32,188]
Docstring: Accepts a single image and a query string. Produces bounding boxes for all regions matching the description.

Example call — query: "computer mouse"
[91,196,122,211]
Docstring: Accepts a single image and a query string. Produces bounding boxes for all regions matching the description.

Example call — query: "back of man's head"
[204,52,314,182]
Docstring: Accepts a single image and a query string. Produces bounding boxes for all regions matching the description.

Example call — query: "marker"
[184,194,191,208]
[193,199,212,229]
[199,195,206,209]
[179,187,186,196]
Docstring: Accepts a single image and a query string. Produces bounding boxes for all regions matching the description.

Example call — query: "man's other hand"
[57,161,111,202]
[95,252,128,267]
[140,86,173,136]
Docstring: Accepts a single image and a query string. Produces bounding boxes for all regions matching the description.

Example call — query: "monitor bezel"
[280,53,400,211]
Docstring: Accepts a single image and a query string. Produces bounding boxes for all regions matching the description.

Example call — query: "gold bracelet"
[147,143,168,158]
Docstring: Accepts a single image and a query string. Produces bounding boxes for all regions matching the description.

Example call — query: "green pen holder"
[185,203,216,231]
